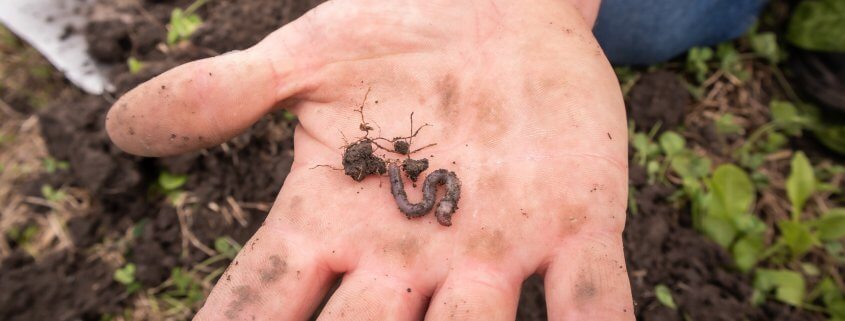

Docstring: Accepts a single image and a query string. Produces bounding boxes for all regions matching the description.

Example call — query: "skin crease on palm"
[105,0,633,319]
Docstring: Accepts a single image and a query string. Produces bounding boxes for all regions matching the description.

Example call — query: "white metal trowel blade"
[0,0,112,94]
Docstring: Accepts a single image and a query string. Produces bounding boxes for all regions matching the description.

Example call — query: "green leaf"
[770,100,805,136]
[214,237,241,258]
[171,267,191,294]
[686,47,714,83]
[282,110,297,122]
[732,233,764,272]
[816,208,845,240]
[114,263,136,285]
[655,284,678,310]
[813,278,845,319]
[632,132,660,166]
[812,119,845,155]
[786,152,816,220]
[701,215,737,248]
[800,263,820,277]
[753,269,806,307]
[716,43,749,82]
[158,172,187,191]
[167,8,203,45]
[659,131,686,158]
[671,154,712,180]
[41,184,66,202]
[778,220,819,259]
[761,132,788,153]
[127,57,143,74]
[708,164,756,219]
[214,238,232,255]
[750,32,781,64]
[715,113,744,135]
[787,0,845,52]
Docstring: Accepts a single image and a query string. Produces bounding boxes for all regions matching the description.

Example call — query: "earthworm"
[388,163,462,226]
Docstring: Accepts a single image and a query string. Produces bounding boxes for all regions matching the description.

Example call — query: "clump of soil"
[342,139,387,181]
[393,140,410,155]
[627,70,690,132]
[402,158,429,181]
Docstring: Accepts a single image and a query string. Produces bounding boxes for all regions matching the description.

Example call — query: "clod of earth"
[342,140,386,181]
[402,158,429,181]
[393,140,410,155]
[388,163,461,226]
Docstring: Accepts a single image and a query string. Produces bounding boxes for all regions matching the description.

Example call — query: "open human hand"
[106,0,633,319]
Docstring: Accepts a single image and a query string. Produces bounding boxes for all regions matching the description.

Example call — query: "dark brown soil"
[342,139,387,181]
[0,0,824,320]
[627,71,690,132]
[402,157,429,182]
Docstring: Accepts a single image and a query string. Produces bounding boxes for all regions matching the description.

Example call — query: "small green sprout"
[753,269,805,307]
[41,184,66,202]
[686,47,713,83]
[166,0,208,45]
[655,284,678,310]
[42,157,69,174]
[114,263,142,294]
[127,57,144,74]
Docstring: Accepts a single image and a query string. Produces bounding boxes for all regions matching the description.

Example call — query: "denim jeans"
[593,0,767,65]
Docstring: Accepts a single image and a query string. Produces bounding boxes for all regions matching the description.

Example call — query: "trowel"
[0,0,112,94]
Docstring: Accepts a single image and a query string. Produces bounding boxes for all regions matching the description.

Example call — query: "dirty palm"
[106,0,632,319]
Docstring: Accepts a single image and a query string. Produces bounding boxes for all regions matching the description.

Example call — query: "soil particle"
[402,157,429,181]
[627,71,689,132]
[342,140,387,181]
[393,140,410,155]
[85,19,131,63]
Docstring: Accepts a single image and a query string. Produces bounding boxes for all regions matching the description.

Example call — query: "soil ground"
[0,0,840,320]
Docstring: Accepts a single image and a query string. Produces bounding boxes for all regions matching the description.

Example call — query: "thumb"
[105,28,313,157]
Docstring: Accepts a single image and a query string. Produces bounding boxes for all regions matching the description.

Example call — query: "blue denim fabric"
[593,0,767,65]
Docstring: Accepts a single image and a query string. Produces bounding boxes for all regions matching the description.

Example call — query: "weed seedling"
[166,0,208,45]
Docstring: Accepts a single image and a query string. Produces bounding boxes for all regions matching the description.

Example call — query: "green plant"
[41,184,66,202]
[815,208,845,241]
[686,47,714,83]
[155,171,188,206]
[786,152,816,221]
[690,164,768,272]
[166,0,208,45]
[716,43,750,82]
[810,277,845,319]
[42,157,69,174]
[715,113,745,136]
[655,284,678,310]
[159,268,205,309]
[749,30,782,64]
[282,110,298,122]
[787,0,845,52]
[114,263,142,294]
[213,237,241,259]
[753,269,805,307]
[127,57,144,74]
